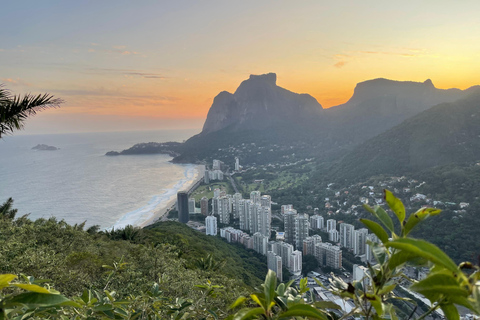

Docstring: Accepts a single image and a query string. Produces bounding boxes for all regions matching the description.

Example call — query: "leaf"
[232,307,265,320]
[360,219,389,244]
[0,274,17,289]
[6,292,70,308]
[250,294,265,309]
[279,304,328,320]
[384,189,405,223]
[387,251,419,270]
[410,273,468,300]
[93,304,114,312]
[386,238,458,273]
[229,296,246,309]
[377,283,397,295]
[314,301,342,310]
[13,284,51,294]
[403,207,442,236]
[440,303,459,320]
[374,206,395,233]
[264,269,277,310]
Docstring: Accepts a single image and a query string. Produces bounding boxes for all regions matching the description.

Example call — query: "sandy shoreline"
[139,164,205,227]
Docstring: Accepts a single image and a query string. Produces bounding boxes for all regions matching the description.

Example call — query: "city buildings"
[177,191,189,223]
[188,198,196,214]
[205,216,217,236]
[326,219,336,232]
[353,228,369,256]
[284,209,297,245]
[315,242,342,270]
[290,250,303,277]
[339,223,355,249]
[267,251,283,281]
[200,197,209,216]
[303,235,322,256]
[310,214,324,230]
[294,214,309,250]
[253,232,269,255]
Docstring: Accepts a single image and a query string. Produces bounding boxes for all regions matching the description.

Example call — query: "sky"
[1,0,480,134]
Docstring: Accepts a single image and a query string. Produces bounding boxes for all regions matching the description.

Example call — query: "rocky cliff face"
[201,73,323,134]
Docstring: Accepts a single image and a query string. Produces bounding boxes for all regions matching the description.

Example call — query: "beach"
[138,164,205,228]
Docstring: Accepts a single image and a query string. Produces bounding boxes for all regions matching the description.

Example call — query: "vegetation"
[1,191,479,319]
[0,84,63,137]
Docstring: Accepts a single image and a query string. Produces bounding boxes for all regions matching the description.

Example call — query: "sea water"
[0,129,200,229]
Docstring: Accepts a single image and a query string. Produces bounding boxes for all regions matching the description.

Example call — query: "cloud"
[1,78,32,87]
[334,61,347,68]
[357,50,419,58]
[85,67,167,79]
[52,88,178,103]
[113,45,126,50]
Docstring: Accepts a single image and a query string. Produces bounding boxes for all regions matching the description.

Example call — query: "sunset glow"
[1,1,479,134]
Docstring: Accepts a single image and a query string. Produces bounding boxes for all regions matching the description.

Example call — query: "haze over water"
[0,129,200,229]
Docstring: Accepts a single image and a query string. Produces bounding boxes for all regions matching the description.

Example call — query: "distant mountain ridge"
[329,90,480,180]
[324,78,477,145]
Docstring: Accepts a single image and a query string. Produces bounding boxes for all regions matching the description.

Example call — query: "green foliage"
[0,84,63,137]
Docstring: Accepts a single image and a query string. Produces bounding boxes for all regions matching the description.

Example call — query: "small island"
[105,142,182,157]
[32,144,59,151]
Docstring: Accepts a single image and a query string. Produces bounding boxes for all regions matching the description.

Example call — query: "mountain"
[201,73,323,134]
[325,78,475,145]
[329,89,480,180]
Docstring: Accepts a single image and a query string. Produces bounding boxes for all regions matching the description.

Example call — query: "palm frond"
[0,84,64,137]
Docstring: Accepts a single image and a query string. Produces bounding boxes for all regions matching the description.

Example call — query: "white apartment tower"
[294,214,310,250]
[267,251,283,281]
[253,232,268,255]
[235,157,240,171]
[212,159,221,170]
[339,223,355,249]
[353,228,369,256]
[326,219,337,232]
[310,215,324,230]
[250,191,261,204]
[233,193,243,219]
[328,229,339,242]
[205,216,217,236]
[303,235,322,256]
[289,250,303,277]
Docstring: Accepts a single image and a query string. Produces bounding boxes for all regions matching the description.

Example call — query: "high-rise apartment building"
[365,234,379,263]
[326,219,336,232]
[217,196,230,224]
[250,191,261,204]
[294,214,309,250]
[253,232,268,255]
[315,242,342,269]
[205,216,217,236]
[235,157,240,171]
[289,250,302,276]
[212,159,221,170]
[353,228,369,256]
[328,229,339,242]
[188,198,196,214]
[303,235,322,256]
[267,251,283,281]
[200,197,209,216]
[339,223,355,249]
[310,215,324,230]
[281,204,294,215]
[233,193,243,219]
[177,191,189,223]
[284,209,297,245]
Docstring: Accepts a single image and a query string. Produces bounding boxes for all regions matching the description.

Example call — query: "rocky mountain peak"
[201,73,322,134]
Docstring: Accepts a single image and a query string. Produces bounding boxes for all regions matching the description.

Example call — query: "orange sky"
[1,1,480,134]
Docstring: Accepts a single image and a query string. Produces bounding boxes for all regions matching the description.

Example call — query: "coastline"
[139,164,205,228]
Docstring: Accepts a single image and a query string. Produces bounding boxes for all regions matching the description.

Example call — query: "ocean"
[0,129,201,229]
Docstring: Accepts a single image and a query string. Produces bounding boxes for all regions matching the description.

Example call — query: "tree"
[0,84,63,137]
[0,197,17,220]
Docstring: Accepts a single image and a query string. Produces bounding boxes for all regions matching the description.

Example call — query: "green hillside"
[329,91,480,181]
